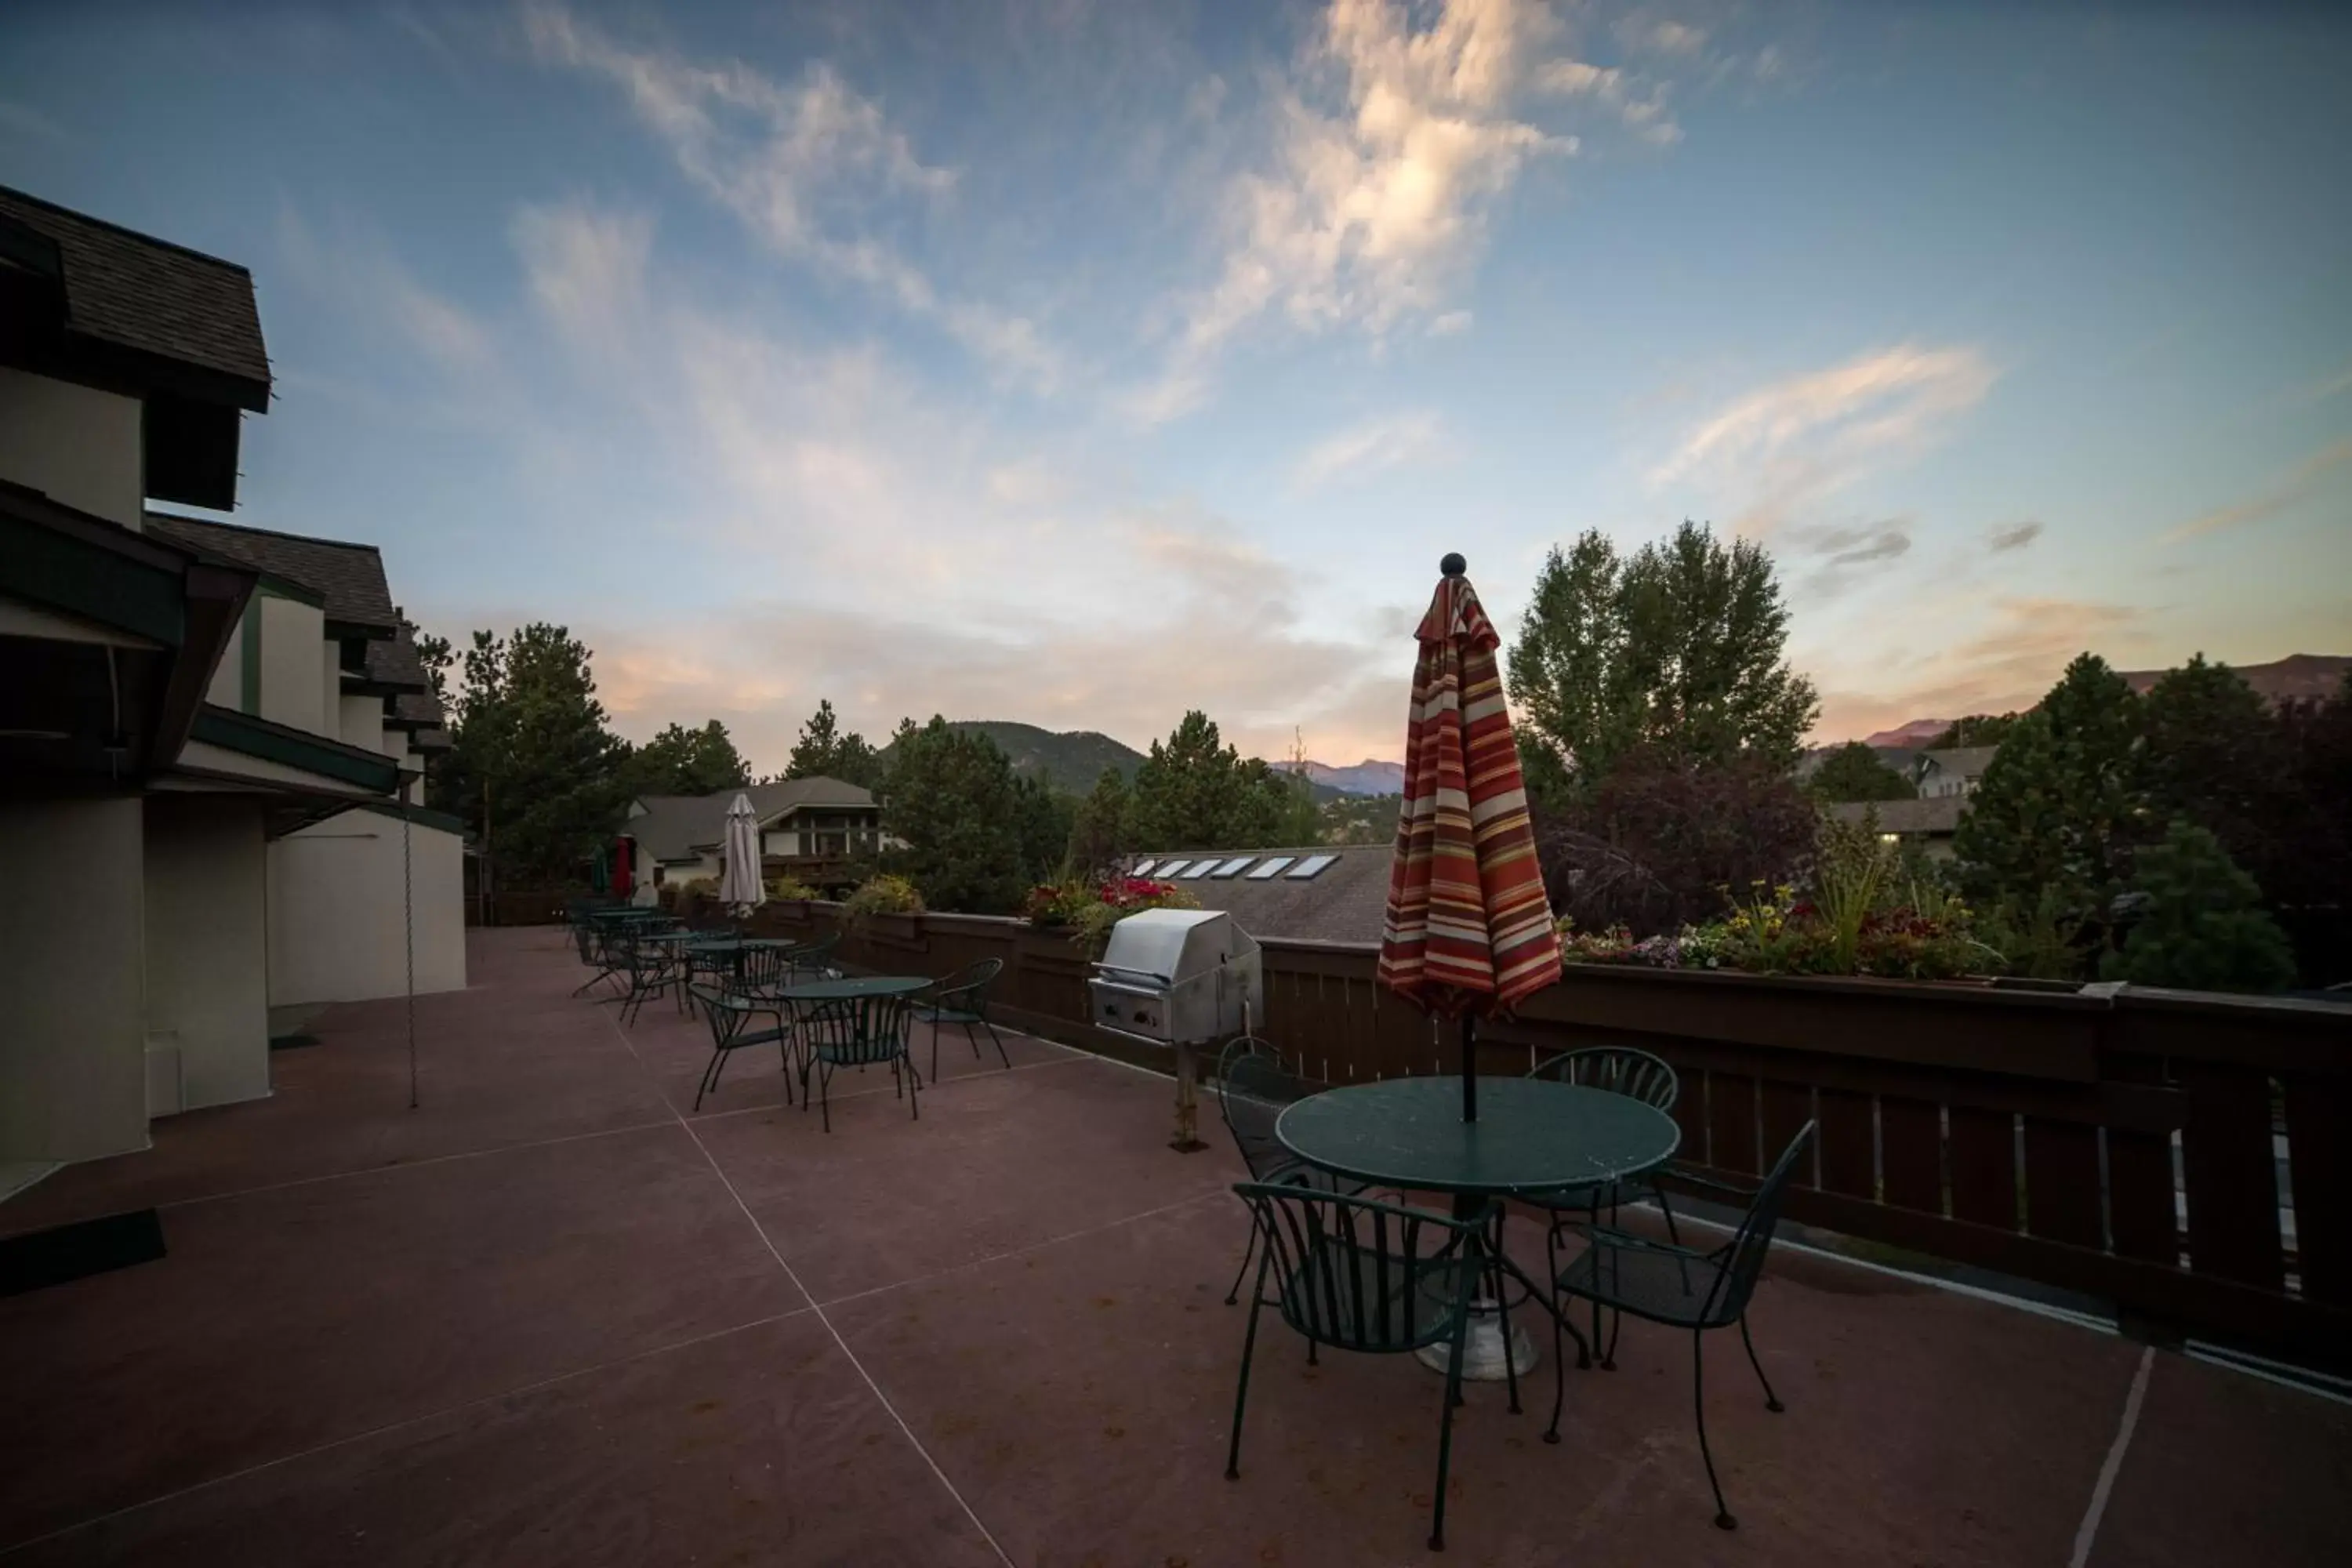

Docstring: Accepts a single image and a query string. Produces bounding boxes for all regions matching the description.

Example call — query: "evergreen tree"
[1807,741,1918,803]
[1066,766,1133,874]
[438,624,633,883]
[1011,775,1075,885]
[1929,713,2022,749]
[784,699,884,789]
[2100,822,2295,993]
[630,719,750,796]
[1127,710,1301,851]
[1955,652,2150,914]
[2142,655,2284,874]
[879,717,1029,913]
[1508,521,1818,807]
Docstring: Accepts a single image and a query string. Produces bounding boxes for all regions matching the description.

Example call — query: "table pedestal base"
[1415,1298,1537,1381]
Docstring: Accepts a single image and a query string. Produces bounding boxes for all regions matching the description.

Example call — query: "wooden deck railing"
[716,900,2351,1364]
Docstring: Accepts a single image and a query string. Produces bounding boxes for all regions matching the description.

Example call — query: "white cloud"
[1292,410,1450,490]
[523,0,1061,390]
[1652,343,1997,531]
[2161,437,2352,544]
[1134,0,1577,423]
[481,197,1409,769]
[1428,309,1473,336]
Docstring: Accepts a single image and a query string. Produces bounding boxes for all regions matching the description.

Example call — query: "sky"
[4,0,2348,773]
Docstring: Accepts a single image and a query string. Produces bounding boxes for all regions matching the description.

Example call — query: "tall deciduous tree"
[1508,521,1818,807]
[630,720,750,796]
[784,699,884,789]
[1807,741,1918,803]
[1955,652,2150,914]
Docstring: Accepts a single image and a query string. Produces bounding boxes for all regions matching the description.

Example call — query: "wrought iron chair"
[1225,1182,1500,1553]
[1544,1121,1817,1531]
[1521,1045,1685,1359]
[687,984,797,1111]
[1213,1037,1369,1308]
[612,927,686,1026]
[798,993,918,1132]
[782,931,842,984]
[913,958,1010,1078]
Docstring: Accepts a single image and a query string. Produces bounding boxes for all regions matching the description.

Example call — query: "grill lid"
[1094,907,1241,985]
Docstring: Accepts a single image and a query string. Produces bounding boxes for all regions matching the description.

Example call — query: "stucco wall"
[257,594,326,734]
[0,366,143,528]
[143,795,270,1113]
[0,797,150,1163]
[268,811,466,1005]
[339,693,386,755]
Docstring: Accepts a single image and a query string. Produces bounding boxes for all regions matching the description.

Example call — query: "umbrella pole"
[1461,1014,1477,1123]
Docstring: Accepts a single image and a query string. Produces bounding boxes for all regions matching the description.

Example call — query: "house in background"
[624,777,881,895]
[1914,746,1999,799]
[1828,796,1968,858]
[0,184,458,1196]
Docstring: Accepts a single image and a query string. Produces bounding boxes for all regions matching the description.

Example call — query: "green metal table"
[766,975,931,1002]
[1277,1076,1681,1382]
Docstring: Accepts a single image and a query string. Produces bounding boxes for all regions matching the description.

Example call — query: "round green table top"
[768,975,931,1002]
[1276,1076,1680,1196]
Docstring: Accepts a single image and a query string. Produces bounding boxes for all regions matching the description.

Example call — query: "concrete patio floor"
[3,927,2347,1566]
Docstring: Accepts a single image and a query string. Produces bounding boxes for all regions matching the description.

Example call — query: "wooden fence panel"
[1879,1098,1944,1217]
[1817,1089,1875,1200]
[2285,1076,2352,1305]
[2022,1120,2103,1249]
[2181,1062,2285,1291]
[1947,1107,2017,1231]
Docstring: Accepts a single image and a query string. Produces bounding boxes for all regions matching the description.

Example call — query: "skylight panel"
[1286,854,1338,880]
[1212,857,1255,877]
[1152,859,1192,878]
[1131,859,1159,877]
[1180,858,1216,877]
[1247,857,1294,879]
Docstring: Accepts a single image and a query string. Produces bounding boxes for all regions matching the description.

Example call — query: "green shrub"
[2100,822,2295,993]
[845,873,924,919]
[764,875,817,902]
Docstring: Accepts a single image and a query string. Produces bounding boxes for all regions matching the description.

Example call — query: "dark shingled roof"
[390,691,445,728]
[408,727,452,753]
[1123,845,1394,947]
[144,512,399,633]
[366,625,430,693]
[0,184,270,406]
[1828,797,1966,836]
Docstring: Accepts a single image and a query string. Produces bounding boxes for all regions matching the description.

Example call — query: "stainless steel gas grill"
[1088,908,1262,1151]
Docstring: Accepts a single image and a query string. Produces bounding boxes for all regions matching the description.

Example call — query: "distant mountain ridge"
[1834,653,2347,750]
[934,721,1148,795]
[1299,758,1407,797]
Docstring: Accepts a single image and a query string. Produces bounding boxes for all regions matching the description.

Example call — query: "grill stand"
[1170,1042,1206,1152]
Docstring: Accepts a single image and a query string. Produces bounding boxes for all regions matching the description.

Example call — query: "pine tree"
[878,717,1029,913]
[1955,652,2150,914]
[1127,711,1302,851]
[440,624,633,883]
[631,720,750,795]
[2100,822,2295,993]
[1066,767,1132,874]
[2142,655,2284,875]
[784,699,883,789]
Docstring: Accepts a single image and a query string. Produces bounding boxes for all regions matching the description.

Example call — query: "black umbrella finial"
[1440,552,1467,578]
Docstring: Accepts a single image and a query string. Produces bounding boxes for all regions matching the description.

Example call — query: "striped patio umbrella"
[1377,554,1560,1121]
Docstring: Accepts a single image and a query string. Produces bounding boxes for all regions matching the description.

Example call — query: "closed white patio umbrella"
[719,793,766,916]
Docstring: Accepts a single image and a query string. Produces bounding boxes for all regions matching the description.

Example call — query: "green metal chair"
[687,985,796,1111]
[782,931,842,982]
[1225,1182,1501,1553]
[1521,1045,1685,1363]
[1544,1121,1817,1531]
[797,993,918,1132]
[913,958,1010,1079]
[1212,1037,1369,1307]
[613,927,686,1025]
